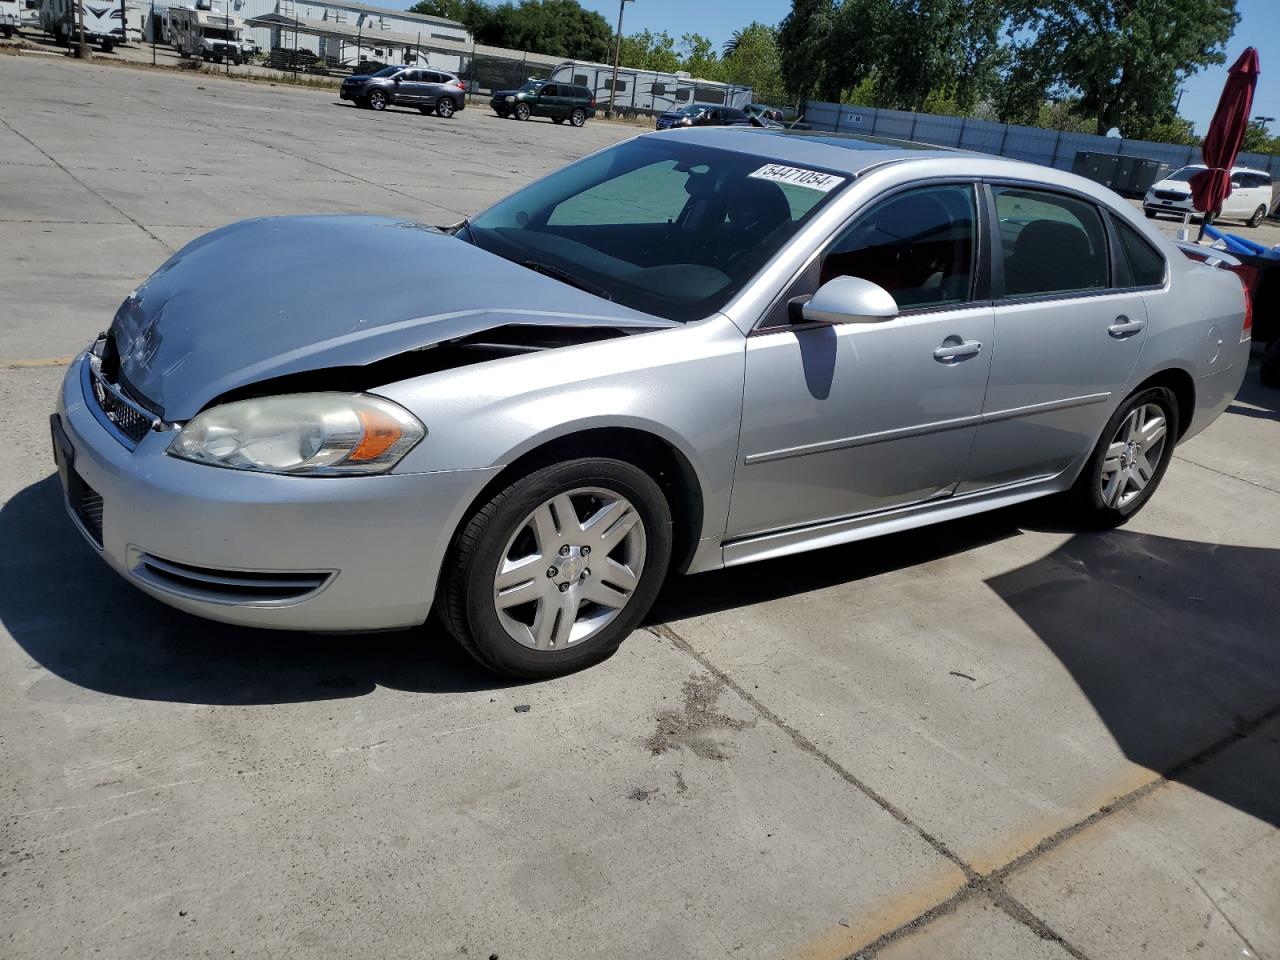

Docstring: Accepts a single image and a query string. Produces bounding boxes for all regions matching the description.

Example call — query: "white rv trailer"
[39,0,121,48]
[1,0,20,36]
[545,60,751,114]
[169,0,249,62]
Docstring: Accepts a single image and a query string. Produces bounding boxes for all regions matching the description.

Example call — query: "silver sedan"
[53,128,1251,677]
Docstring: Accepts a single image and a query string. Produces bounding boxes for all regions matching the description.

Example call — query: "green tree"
[721,22,786,105]
[1006,0,1239,136]
[406,0,490,28]
[473,0,613,61]
[1242,121,1277,155]
[872,0,1005,112]
[679,32,725,80]
[619,29,679,72]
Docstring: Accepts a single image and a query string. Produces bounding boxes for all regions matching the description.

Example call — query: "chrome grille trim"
[127,548,336,607]
[82,354,159,450]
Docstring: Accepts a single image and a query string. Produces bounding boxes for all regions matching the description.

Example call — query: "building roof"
[314,0,464,30]
[247,11,562,67]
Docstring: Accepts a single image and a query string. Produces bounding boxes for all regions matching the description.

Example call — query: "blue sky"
[451,0,1280,133]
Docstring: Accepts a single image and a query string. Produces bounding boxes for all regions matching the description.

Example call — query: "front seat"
[1005,220,1099,296]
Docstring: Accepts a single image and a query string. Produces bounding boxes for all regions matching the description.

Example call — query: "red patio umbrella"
[1191,47,1261,236]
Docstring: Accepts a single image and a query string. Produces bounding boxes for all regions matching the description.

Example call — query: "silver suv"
[340,66,466,118]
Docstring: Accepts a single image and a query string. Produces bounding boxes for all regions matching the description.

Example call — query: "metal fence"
[802,100,1280,180]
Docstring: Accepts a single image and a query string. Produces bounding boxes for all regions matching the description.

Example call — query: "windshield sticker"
[749,164,846,192]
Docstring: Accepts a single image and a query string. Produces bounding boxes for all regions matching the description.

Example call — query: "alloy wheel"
[370,92,386,110]
[492,487,646,651]
[437,97,454,118]
[1099,402,1168,508]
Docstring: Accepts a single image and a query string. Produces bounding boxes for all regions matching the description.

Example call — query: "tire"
[1143,208,1156,219]
[100,40,113,52]
[514,102,531,121]
[438,458,673,678]
[435,96,455,118]
[1247,204,1268,228]
[1261,339,1280,388]
[368,90,387,111]
[570,108,586,127]
[1066,386,1179,528]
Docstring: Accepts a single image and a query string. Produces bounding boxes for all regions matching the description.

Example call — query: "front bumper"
[55,354,499,631]
[1144,195,1195,215]
[340,85,363,101]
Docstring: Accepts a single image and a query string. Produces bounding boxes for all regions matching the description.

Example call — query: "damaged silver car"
[53,129,1250,677]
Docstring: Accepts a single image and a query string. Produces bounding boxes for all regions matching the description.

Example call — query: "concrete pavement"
[1,55,1277,960]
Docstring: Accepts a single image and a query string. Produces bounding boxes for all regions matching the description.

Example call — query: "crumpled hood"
[110,215,669,420]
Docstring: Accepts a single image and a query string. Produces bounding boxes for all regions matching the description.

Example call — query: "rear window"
[1114,217,1166,287]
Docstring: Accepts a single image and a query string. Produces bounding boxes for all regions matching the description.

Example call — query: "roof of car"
[1175,163,1270,176]
[649,126,980,175]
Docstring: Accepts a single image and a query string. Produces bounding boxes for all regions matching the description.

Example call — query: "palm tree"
[722,28,745,58]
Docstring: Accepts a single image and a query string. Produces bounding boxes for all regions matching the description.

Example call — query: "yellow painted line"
[3,356,75,369]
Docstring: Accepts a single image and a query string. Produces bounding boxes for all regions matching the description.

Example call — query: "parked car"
[54,129,1250,678]
[745,103,785,123]
[340,66,466,118]
[1143,164,1273,226]
[490,81,595,126]
[655,105,749,129]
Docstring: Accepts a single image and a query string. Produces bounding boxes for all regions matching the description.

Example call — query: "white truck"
[39,0,126,49]
[168,0,249,64]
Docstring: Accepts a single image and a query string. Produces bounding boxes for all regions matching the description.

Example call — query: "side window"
[994,187,1108,297]
[820,184,978,310]
[542,84,558,96]
[1113,217,1166,287]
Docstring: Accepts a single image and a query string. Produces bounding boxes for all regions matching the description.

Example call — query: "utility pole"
[75,0,90,58]
[607,0,632,119]
[224,2,230,75]
[150,0,155,65]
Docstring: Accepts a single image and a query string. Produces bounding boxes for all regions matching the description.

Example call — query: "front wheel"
[1067,386,1179,528]
[514,102,531,121]
[438,459,673,678]
[1143,208,1156,219]
[1247,204,1268,228]
[570,108,586,127]
[368,90,387,111]
[435,96,455,118]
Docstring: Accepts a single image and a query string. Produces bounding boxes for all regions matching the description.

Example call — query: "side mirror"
[801,276,899,324]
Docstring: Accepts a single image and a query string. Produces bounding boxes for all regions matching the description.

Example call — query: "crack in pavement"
[651,622,1280,959]
[0,111,173,253]
[1175,454,1280,496]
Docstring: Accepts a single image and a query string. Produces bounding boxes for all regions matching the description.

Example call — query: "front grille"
[130,551,334,605]
[1151,189,1189,201]
[87,359,157,449]
[69,472,103,547]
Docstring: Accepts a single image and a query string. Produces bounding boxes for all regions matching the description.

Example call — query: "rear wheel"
[570,108,586,127]
[1067,386,1179,528]
[1143,208,1156,219]
[514,102,531,121]
[438,459,672,678]
[1247,204,1268,228]
[435,96,455,118]
[368,89,387,111]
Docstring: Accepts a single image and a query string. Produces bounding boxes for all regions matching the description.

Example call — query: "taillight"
[452,78,464,88]
[589,97,595,107]
[1241,276,1253,342]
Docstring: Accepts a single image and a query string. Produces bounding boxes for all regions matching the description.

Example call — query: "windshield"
[370,66,400,78]
[465,137,848,323]
[518,81,543,93]
[1167,166,1203,182]
[676,106,705,117]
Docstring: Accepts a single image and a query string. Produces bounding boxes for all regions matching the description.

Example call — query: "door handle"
[1108,315,1145,338]
[933,337,983,363]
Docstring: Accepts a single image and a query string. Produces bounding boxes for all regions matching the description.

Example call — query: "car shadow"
[1226,363,1279,420]
[986,528,1280,828]
[0,476,518,705]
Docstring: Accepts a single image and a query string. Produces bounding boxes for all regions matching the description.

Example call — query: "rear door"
[419,70,448,106]
[959,184,1149,493]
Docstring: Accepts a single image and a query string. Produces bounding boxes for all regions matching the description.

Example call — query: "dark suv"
[340,66,467,118]
[491,81,596,127]
[655,105,749,130]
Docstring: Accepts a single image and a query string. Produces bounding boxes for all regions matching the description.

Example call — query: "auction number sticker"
[749,164,846,192]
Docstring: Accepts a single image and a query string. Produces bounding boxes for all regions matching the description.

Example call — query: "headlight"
[168,393,425,476]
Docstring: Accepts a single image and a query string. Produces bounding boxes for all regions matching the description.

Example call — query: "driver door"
[727,183,995,539]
